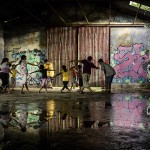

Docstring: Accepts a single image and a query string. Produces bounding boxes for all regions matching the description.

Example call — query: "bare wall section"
[0,24,4,61]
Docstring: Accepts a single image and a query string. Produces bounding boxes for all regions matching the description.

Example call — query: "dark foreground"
[0,87,150,150]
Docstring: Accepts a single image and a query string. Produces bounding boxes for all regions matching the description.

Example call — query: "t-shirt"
[77,68,82,78]
[11,69,17,78]
[44,62,54,77]
[100,62,116,76]
[0,62,9,74]
[40,69,47,79]
[73,68,78,77]
[81,60,96,74]
[61,69,70,81]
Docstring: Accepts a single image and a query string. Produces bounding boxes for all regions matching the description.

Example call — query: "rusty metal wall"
[47,27,77,86]
[78,27,110,87]
[47,27,109,87]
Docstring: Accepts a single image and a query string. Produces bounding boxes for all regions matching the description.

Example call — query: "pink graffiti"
[112,95,147,128]
[113,43,148,83]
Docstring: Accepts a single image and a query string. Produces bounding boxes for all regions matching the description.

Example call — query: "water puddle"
[0,93,150,149]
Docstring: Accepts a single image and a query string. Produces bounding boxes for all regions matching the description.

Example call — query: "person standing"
[19,55,37,94]
[30,64,55,93]
[0,58,15,93]
[44,59,54,89]
[70,66,78,90]
[54,65,71,93]
[98,59,116,93]
[10,64,20,91]
[77,65,83,93]
[70,56,99,94]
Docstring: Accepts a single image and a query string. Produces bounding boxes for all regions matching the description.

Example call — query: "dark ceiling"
[0,0,150,26]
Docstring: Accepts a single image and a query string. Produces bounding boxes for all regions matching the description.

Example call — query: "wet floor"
[0,89,150,150]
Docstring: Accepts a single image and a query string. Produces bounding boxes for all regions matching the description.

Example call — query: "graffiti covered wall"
[13,49,46,86]
[4,25,47,86]
[111,27,150,85]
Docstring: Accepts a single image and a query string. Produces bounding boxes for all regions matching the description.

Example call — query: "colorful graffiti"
[111,94,148,128]
[112,43,149,84]
[11,48,46,86]
[147,62,150,82]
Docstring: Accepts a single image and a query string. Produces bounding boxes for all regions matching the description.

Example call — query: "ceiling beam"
[17,3,44,24]
[77,0,89,24]
[65,23,144,27]
[45,0,66,25]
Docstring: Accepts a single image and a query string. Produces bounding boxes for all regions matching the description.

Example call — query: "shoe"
[20,91,25,94]
[80,91,84,94]
[61,90,63,93]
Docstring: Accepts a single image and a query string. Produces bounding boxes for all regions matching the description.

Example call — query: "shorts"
[82,73,90,88]
[0,72,9,88]
[72,76,78,84]
[41,78,48,87]
[78,78,83,87]
[11,77,16,85]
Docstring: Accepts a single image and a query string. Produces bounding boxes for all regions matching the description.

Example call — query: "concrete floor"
[0,87,150,150]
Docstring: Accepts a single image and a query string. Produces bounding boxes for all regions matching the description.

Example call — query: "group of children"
[0,55,84,94]
[54,64,83,93]
[0,55,116,94]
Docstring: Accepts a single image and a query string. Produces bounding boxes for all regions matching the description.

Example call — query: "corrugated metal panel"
[47,27,77,86]
[78,27,110,87]
[47,27,109,87]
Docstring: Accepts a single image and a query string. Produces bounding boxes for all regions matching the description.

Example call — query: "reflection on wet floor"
[0,93,150,149]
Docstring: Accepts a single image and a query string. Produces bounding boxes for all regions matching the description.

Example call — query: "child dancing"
[30,64,55,93]
[54,65,71,93]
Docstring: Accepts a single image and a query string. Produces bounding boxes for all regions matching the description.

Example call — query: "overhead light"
[129,1,150,12]
[4,17,20,23]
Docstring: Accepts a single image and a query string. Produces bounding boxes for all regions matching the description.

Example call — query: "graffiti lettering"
[113,43,149,84]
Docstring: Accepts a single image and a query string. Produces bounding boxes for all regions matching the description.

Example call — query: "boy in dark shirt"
[70,56,99,94]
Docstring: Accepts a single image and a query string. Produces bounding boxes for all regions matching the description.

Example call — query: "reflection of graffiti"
[112,94,148,128]
[147,63,150,82]
[10,48,46,86]
[113,43,149,84]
